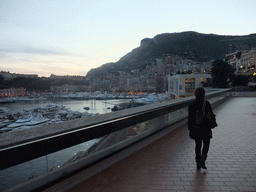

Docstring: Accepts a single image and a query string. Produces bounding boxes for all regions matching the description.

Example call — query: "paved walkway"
[64,97,256,192]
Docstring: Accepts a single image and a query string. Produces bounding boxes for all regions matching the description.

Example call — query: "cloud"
[0,44,71,56]
[1,60,88,77]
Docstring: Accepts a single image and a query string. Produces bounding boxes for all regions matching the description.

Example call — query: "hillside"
[86,31,256,78]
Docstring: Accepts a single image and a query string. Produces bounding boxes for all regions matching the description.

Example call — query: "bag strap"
[202,100,206,115]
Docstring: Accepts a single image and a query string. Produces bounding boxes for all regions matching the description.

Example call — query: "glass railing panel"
[0,155,48,191]
[0,138,100,191]
[83,106,190,157]
[46,138,100,170]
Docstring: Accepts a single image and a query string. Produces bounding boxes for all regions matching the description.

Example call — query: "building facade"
[239,48,256,76]
[0,88,26,98]
[168,74,211,98]
[226,48,256,76]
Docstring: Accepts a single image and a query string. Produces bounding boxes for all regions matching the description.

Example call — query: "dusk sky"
[1,0,256,77]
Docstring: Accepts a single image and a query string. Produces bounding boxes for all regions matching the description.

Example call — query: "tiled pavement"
[63,97,256,192]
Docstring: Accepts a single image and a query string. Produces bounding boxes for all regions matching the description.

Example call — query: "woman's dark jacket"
[188,99,214,140]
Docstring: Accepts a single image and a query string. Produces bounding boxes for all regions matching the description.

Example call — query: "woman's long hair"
[195,87,205,100]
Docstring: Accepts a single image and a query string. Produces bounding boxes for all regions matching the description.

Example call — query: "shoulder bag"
[201,101,218,129]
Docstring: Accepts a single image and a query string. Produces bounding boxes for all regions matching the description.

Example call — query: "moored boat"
[0,99,15,104]
[111,105,123,111]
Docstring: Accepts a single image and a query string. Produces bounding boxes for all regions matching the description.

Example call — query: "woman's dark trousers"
[195,138,210,169]
[195,138,210,158]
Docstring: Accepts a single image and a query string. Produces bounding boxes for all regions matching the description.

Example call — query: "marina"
[0,92,171,133]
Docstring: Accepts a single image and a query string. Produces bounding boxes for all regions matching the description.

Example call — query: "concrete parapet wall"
[231,92,256,97]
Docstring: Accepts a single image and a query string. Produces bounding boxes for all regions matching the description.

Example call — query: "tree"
[0,75,4,89]
[201,81,208,87]
[211,59,235,88]
[4,77,51,91]
[231,75,250,86]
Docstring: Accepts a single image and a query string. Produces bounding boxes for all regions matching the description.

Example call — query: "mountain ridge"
[86,31,256,78]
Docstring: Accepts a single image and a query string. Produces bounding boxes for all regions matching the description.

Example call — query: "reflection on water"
[2,99,131,114]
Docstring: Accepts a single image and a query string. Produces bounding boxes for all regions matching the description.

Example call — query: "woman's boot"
[196,158,201,169]
[200,154,207,169]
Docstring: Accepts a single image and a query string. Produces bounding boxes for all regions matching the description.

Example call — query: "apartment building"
[226,48,256,76]
[239,48,256,75]
[168,74,211,98]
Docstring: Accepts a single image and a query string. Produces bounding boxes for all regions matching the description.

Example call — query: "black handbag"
[201,101,218,129]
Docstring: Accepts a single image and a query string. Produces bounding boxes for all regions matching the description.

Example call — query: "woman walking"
[188,87,216,169]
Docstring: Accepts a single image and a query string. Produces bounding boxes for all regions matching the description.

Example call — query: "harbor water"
[1,98,131,114]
